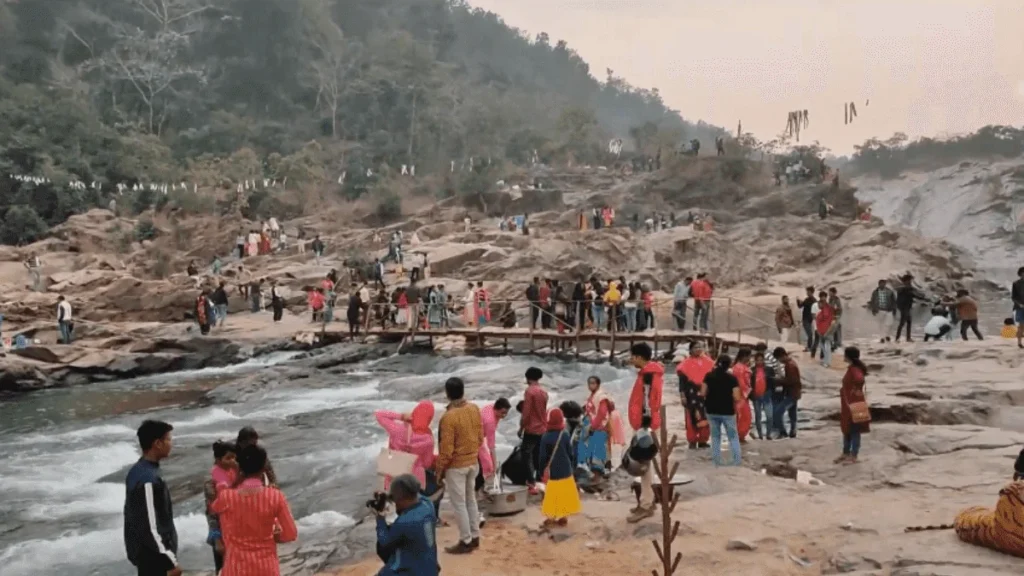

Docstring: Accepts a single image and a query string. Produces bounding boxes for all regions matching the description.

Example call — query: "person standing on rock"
[347,283,363,339]
[1012,267,1024,349]
[894,274,918,343]
[869,279,897,343]
[814,291,837,367]
[731,349,753,443]
[373,258,385,291]
[270,281,284,323]
[627,342,665,523]
[211,282,229,327]
[236,427,277,487]
[311,235,325,265]
[775,296,795,343]
[773,348,802,439]
[235,230,246,259]
[828,287,844,349]
[195,289,214,335]
[249,279,263,313]
[25,252,42,291]
[703,355,743,466]
[796,287,816,351]
[436,377,484,555]
[57,295,73,344]
[405,279,421,330]
[677,341,712,449]
[837,347,870,464]
[956,289,984,340]
[519,367,549,494]
[750,351,774,440]
[124,420,181,576]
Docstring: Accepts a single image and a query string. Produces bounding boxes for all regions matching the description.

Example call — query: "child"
[1001,318,1018,339]
[205,441,238,575]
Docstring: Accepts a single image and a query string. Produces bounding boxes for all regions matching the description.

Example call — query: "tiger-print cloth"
[954,481,1024,558]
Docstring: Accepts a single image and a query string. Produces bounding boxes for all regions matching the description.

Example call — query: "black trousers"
[213,547,224,573]
[520,433,542,484]
[896,309,913,341]
[272,299,283,322]
[960,319,983,340]
[134,551,175,576]
[530,303,540,329]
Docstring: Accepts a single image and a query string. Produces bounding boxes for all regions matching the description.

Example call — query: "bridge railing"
[355,294,779,346]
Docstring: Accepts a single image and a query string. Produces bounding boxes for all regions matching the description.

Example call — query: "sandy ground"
[322,337,1024,576]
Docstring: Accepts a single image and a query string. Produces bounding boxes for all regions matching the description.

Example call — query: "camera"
[366,491,388,513]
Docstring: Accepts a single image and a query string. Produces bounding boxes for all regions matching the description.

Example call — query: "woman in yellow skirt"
[538,408,582,527]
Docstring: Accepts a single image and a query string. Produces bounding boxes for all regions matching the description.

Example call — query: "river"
[0,346,637,576]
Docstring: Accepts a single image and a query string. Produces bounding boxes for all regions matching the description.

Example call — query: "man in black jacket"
[124,420,180,576]
[795,287,816,352]
[211,282,229,327]
[895,274,918,342]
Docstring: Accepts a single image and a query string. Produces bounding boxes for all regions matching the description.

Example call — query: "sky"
[469,0,1024,154]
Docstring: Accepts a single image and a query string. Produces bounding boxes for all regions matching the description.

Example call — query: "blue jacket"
[538,429,573,481]
[376,496,439,576]
[124,459,177,570]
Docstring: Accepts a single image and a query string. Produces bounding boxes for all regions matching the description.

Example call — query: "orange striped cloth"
[211,480,298,576]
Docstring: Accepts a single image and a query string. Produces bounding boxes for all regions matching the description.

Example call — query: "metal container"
[484,485,529,516]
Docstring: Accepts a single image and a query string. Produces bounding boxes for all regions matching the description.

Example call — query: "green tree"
[0,205,49,245]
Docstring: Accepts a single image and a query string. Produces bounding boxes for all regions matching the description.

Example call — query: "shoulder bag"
[541,430,566,484]
[376,425,419,478]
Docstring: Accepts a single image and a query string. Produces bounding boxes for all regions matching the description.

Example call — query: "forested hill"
[0,0,723,244]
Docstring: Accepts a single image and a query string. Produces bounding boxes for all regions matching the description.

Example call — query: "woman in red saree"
[731,349,753,442]
[676,341,713,448]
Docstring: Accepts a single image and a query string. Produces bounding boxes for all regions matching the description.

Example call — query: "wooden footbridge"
[310,296,783,361]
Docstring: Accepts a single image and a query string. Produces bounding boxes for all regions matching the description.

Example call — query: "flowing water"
[0,347,636,576]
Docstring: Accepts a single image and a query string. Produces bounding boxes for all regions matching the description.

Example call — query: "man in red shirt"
[814,290,836,368]
[518,367,548,494]
[627,342,664,523]
[690,273,712,332]
[538,280,552,330]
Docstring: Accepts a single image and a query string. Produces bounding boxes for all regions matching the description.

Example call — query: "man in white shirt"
[57,296,73,344]
[923,308,953,342]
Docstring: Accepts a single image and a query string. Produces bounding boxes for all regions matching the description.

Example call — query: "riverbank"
[321,337,1024,576]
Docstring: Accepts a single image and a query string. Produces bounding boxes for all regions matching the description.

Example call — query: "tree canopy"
[850,125,1024,178]
[0,0,724,244]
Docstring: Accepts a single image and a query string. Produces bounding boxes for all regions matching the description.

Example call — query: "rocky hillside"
[0,157,991,329]
[853,156,1024,286]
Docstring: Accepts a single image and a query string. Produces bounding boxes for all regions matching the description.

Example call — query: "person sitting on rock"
[953,448,1024,558]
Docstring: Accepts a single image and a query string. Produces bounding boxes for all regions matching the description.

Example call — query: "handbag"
[848,400,871,424]
[376,426,418,478]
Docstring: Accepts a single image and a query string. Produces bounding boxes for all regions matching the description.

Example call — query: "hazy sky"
[469,0,1024,154]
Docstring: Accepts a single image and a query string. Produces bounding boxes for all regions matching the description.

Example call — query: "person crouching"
[374,474,440,576]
